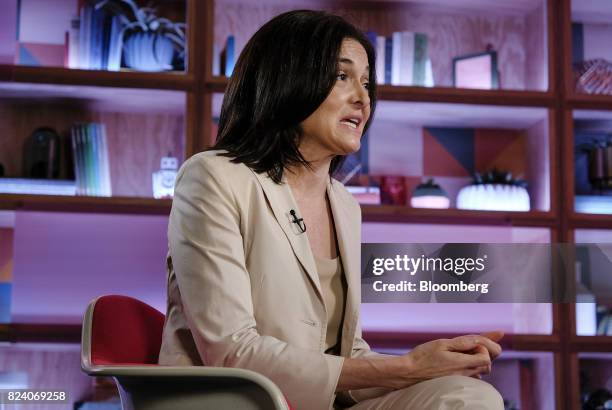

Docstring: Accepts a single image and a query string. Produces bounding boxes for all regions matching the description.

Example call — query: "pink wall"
[9,211,553,335]
[0,0,17,63]
[11,211,168,323]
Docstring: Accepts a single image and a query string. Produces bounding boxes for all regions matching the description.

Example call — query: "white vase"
[456,184,530,211]
[123,32,175,72]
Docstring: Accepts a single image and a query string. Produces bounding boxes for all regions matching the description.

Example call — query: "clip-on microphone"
[289,209,307,233]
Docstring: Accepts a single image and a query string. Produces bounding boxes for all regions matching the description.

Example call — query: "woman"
[159,10,504,410]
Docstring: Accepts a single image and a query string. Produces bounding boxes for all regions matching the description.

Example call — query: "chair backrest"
[82,295,165,369]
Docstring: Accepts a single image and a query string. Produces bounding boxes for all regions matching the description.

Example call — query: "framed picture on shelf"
[452,50,499,90]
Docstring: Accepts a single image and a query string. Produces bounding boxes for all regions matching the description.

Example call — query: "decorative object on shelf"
[346,185,380,205]
[575,195,612,214]
[596,306,612,336]
[22,127,61,179]
[70,123,112,197]
[582,388,612,410]
[220,35,236,77]
[503,399,518,410]
[574,59,612,95]
[95,0,186,72]
[152,154,178,199]
[14,0,67,67]
[452,44,500,90]
[380,175,407,205]
[337,132,369,185]
[456,170,530,211]
[0,227,14,323]
[575,261,598,336]
[410,178,450,209]
[582,138,612,191]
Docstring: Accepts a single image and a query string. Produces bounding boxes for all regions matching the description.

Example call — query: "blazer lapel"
[252,171,322,297]
[327,181,361,356]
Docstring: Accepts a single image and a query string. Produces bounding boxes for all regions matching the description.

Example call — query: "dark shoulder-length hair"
[212,10,377,184]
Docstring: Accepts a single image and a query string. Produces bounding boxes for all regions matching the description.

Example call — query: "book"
[93,123,111,197]
[384,36,393,84]
[376,35,386,84]
[107,15,122,71]
[79,4,92,69]
[346,185,381,205]
[413,33,428,86]
[0,178,76,195]
[99,124,112,196]
[365,31,377,48]
[70,123,112,196]
[391,32,402,85]
[223,35,235,77]
[0,227,14,323]
[71,125,84,194]
[425,58,434,87]
[89,123,100,195]
[90,5,108,70]
[67,16,80,69]
[399,31,415,86]
[212,42,221,76]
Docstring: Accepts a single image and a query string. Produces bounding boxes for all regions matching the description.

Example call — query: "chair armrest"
[83,365,290,410]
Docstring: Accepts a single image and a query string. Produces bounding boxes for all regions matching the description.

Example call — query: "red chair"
[81,295,291,410]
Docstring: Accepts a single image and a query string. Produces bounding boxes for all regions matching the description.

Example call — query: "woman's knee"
[433,375,504,409]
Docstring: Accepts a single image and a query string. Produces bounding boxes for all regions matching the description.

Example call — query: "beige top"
[315,255,347,355]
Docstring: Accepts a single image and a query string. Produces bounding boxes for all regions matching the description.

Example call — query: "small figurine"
[152,154,179,199]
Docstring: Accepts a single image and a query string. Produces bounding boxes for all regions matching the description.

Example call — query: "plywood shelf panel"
[208,76,554,106]
[568,94,612,110]
[0,194,171,215]
[0,65,194,91]
[572,336,612,352]
[0,323,81,344]
[363,331,561,351]
[571,213,612,229]
[362,205,556,227]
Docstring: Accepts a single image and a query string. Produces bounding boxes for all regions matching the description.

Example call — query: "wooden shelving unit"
[0,323,81,344]
[0,194,172,215]
[363,331,562,352]
[2,0,612,408]
[0,65,195,90]
[361,206,555,226]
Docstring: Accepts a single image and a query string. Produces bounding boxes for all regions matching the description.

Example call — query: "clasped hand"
[389,331,504,389]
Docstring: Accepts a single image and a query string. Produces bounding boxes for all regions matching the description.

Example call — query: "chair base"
[115,375,280,410]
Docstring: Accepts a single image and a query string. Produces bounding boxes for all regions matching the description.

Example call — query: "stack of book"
[213,35,235,77]
[71,123,112,197]
[367,31,434,86]
[0,179,76,195]
[67,4,123,70]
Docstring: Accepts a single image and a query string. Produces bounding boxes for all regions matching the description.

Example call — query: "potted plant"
[456,169,530,212]
[95,0,186,71]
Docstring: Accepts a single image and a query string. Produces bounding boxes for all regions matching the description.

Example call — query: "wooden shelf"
[0,65,194,91]
[567,93,612,110]
[571,336,612,352]
[208,76,555,107]
[0,323,81,344]
[363,331,561,351]
[570,213,612,229]
[361,205,555,227]
[0,194,171,215]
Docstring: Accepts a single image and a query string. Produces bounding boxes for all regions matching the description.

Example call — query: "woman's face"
[299,38,371,160]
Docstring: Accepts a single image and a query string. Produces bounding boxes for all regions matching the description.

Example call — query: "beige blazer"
[159,150,390,410]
